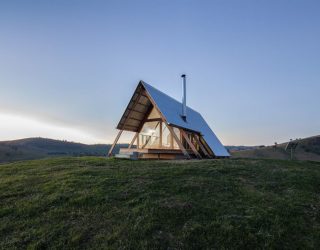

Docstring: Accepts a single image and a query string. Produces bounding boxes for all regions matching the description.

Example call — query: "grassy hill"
[232,135,320,161]
[1,157,320,249]
[0,138,128,163]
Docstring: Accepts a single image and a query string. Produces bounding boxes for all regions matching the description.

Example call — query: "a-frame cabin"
[108,80,230,159]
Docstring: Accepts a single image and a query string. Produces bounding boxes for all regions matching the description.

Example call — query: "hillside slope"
[0,157,320,249]
[0,138,127,163]
[232,135,320,161]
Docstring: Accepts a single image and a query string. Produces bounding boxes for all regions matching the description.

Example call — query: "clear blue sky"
[0,0,319,145]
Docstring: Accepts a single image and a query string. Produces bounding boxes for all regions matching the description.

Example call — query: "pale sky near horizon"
[1,0,320,146]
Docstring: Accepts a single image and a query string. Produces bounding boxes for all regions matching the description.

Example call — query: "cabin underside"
[108,119,215,159]
[108,82,218,160]
[119,148,196,160]
[110,126,215,160]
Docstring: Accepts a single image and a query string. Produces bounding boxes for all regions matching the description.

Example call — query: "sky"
[0,0,319,146]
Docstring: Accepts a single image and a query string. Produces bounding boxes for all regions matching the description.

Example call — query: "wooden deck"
[119,148,195,159]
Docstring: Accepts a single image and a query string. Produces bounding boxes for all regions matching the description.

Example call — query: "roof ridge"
[140,81,201,115]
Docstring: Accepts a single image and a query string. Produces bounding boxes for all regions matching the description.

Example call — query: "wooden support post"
[107,130,123,157]
[166,124,190,159]
[170,130,174,149]
[159,122,162,148]
[193,134,211,158]
[199,136,214,158]
[180,130,202,159]
[137,133,140,149]
[128,132,138,149]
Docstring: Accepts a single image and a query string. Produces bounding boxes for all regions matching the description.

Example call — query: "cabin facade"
[108,80,230,159]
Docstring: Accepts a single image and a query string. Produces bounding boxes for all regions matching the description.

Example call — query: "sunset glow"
[0,113,105,144]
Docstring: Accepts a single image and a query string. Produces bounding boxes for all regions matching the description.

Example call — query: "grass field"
[1,157,320,249]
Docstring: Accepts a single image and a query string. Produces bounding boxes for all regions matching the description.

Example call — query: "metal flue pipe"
[181,74,187,120]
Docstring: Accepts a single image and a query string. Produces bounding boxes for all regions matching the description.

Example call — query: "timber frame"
[108,82,215,159]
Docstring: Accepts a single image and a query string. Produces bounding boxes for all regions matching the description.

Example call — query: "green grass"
[1,157,320,249]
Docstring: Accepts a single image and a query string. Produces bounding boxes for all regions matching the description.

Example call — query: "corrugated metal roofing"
[141,81,230,157]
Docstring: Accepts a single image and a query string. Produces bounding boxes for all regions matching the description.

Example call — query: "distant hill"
[232,135,320,161]
[225,145,259,152]
[0,137,128,163]
[2,135,320,163]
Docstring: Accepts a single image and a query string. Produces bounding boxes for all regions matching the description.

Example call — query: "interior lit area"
[137,107,180,149]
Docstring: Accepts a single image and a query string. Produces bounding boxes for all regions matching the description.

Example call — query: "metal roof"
[141,81,230,157]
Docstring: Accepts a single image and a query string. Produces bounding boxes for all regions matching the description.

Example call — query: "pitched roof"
[141,81,230,157]
[116,81,230,157]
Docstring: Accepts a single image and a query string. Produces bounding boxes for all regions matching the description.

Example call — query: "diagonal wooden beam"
[193,134,211,158]
[107,130,123,157]
[128,132,139,149]
[166,124,190,159]
[180,129,202,159]
[199,136,215,157]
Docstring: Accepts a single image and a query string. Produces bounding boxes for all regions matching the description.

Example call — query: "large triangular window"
[138,106,180,149]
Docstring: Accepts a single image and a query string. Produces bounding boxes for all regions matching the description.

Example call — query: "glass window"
[172,127,180,149]
[137,110,182,150]
[161,122,171,148]
[139,121,160,149]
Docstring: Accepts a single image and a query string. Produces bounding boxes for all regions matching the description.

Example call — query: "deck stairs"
[115,151,139,160]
